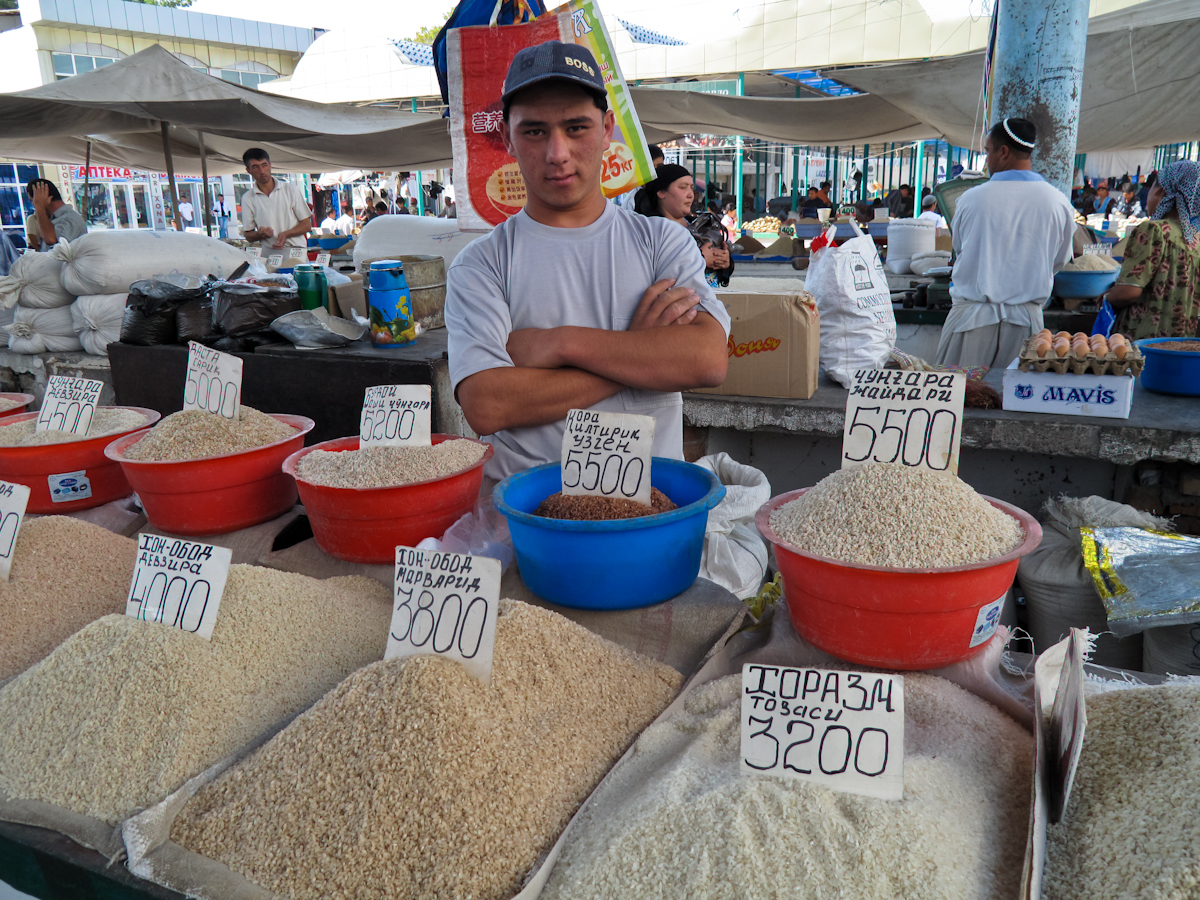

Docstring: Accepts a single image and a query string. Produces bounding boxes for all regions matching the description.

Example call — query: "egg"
[1035,339,1052,358]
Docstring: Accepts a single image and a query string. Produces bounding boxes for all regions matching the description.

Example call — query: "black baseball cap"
[501,40,606,104]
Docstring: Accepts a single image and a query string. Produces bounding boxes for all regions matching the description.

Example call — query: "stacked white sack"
[0,253,75,310]
[71,293,127,356]
[6,306,82,354]
[50,233,249,296]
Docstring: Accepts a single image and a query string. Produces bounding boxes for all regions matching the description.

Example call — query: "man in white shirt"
[213,193,234,239]
[445,41,730,480]
[934,117,1076,369]
[238,148,312,251]
[179,198,194,226]
[917,195,948,230]
[334,203,355,236]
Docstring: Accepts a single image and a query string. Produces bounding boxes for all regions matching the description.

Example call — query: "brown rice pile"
[769,462,1024,567]
[535,487,677,520]
[0,566,390,824]
[0,517,137,679]
[543,673,1033,900]
[120,407,294,461]
[171,600,681,900]
[0,408,148,447]
[296,438,486,489]
[1044,685,1200,899]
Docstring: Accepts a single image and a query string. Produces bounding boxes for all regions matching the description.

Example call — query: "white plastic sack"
[884,217,936,274]
[5,304,82,354]
[909,250,952,276]
[0,252,75,309]
[71,293,127,356]
[352,215,482,273]
[805,228,896,387]
[694,453,772,599]
[50,232,249,296]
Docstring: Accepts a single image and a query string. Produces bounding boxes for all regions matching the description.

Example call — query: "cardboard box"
[695,292,820,400]
[935,234,953,252]
[1002,360,1133,419]
[331,273,366,320]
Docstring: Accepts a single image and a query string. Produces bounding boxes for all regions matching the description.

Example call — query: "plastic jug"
[367,260,416,347]
[294,264,328,311]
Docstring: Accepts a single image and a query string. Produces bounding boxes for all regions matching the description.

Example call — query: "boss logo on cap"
[565,56,596,77]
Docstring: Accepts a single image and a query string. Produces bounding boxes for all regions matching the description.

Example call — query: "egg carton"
[1017,337,1144,376]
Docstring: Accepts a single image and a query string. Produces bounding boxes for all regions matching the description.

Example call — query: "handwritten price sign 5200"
[841,370,965,475]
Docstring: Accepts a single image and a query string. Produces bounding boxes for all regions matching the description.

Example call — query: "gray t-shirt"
[446,203,731,480]
[36,205,87,249]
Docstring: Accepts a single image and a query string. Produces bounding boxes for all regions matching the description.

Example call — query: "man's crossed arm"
[457,279,727,436]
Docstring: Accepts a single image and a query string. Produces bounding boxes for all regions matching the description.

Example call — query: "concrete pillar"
[734,73,745,227]
[988,0,1089,196]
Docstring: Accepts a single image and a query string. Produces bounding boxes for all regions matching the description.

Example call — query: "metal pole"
[417,171,425,216]
[915,141,925,198]
[791,147,800,211]
[198,131,213,238]
[735,72,744,227]
[988,0,1089,195]
[160,122,183,232]
[81,140,91,219]
[860,144,868,201]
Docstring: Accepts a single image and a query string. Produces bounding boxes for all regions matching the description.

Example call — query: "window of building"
[219,61,278,91]
[52,44,124,80]
[0,164,41,248]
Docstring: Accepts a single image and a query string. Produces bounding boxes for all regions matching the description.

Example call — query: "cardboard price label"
[125,534,232,640]
[1048,630,1087,823]
[36,375,104,435]
[561,409,655,506]
[267,254,284,268]
[183,341,242,420]
[0,480,30,582]
[315,252,331,268]
[842,370,965,474]
[741,664,905,800]
[246,247,262,258]
[360,385,432,447]
[387,547,500,684]
[286,247,305,260]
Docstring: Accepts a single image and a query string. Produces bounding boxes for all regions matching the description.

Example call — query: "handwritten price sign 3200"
[842,370,965,474]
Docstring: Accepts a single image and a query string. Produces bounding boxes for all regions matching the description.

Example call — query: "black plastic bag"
[120,276,211,346]
[176,298,217,344]
[211,286,299,338]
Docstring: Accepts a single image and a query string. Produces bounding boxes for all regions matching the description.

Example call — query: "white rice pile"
[0,408,148,447]
[1063,255,1120,272]
[769,462,1025,567]
[542,673,1032,900]
[1044,684,1200,898]
[296,439,487,489]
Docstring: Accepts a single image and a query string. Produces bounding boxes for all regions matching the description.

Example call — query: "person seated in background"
[888,184,914,219]
[816,181,832,205]
[918,195,948,229]
[1112,183,1143,218]
[634,164,695,225]
[25,179,86,250]
[1091,183,1116,218]
[799,187,822,218]
[319,209,338,233]
[1102,163,1200,340]
[335,203,356,235]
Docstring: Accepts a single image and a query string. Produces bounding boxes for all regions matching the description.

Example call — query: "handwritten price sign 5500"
[561,409,655,506]
[842,370,965,474]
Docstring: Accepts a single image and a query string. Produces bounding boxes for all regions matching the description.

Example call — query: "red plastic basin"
[756,488,1042,670]
[0,407,161,513]
[106,414,314,536]
[282,434,492,564]
[0,394,34,420]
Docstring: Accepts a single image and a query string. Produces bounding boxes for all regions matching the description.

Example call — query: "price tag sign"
[386,547,501,684]
[741,664,905,801]
[561,409,655,506]
[0,480,30,582]
[183,341,242,420]
[267,254,284,268]
[35,376,104,435]
[842,370,965,474]
[286,247,305,261]
[1049,630,1088,823]
[125,534,232,640]
[245,247,261,258]
[315,252,331,268]
[360,384,432,447]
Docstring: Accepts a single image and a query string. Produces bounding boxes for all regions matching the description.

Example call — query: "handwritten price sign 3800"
[842,370,965,475]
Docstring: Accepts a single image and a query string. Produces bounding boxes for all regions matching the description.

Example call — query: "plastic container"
[283,434,492,563]
[493,458,726,610]
[0,407,160,513]
[0,393,34,420]
[756,488,1042,669]
[1135,337,1200,395]
[1052,268,1119,300]
[105,414,313,536]
[368,259,408,291]
[294,264,328,311]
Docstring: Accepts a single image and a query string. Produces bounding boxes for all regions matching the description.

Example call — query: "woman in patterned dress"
[1103,161,1200,339]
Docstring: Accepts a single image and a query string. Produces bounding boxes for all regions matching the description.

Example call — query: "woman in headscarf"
[635,164,734,286]
[1102,161,1200,339]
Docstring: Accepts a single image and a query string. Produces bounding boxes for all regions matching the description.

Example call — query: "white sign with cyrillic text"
[842,369,965,474]
[386,547,500,684]
[183,341,242,420]
[246,247,262,258]
[0,480,30,582]
[36,376,104,435]
[125,534,232,640]
[741,664,905,801]
[286,247,305,261]
[267,254,283,268]
[315,253,331,268]
[360,384,432,447]
[561,409,655,506]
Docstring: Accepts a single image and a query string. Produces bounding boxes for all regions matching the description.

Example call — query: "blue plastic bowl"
[493,458,726,610]
[306,236,352,250]
[1135,338,1200,395]
[1053,268,1119,299]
